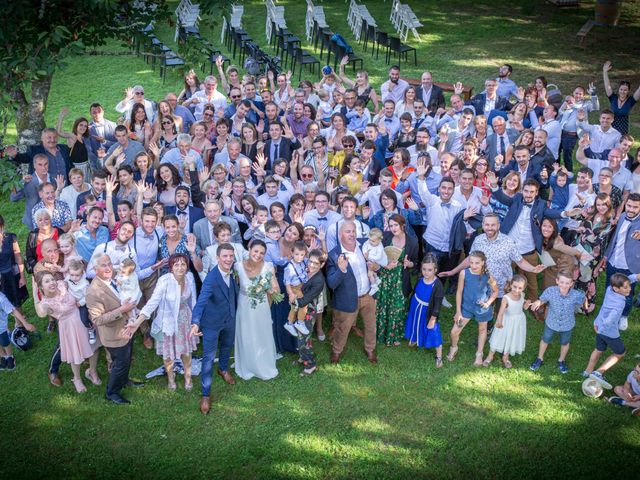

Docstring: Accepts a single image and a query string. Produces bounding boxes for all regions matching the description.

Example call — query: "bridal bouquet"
[247,272,284,309]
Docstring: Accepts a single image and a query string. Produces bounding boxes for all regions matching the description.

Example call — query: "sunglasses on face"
[231,95,241,99]
[135,91,144,95]
[301,173,314,178]
[203,112,214,117]
[162,120,173,125]
[343,144,355,149]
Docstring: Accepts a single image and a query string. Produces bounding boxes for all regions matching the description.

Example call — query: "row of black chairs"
[359,18,417,66]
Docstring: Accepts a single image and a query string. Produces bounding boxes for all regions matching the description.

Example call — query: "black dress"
[0,233,28,306]
[70,139,91,178]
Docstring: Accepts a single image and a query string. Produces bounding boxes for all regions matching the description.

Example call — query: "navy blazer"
[604,214,640,273]
[498,160,548,189]
[486,129,519,170]
[416,84,446,116]
[263,137,301,170]
[165,205,205,233]
[466,93,512,116]
[492,189,563,253]
[88,120,117,157]
[326,245,365,313]
[191,266,238,328]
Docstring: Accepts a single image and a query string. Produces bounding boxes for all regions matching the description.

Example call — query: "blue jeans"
[606,263,635,317]
[560,132,577,172]
[200,319,235,397]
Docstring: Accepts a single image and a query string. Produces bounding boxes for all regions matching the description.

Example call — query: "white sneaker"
[294,320,309,335]
[589,371,613,390]
[619,316,628,331]
[442,297,452,309]
[88,329,97,345]
[284,323,298,337]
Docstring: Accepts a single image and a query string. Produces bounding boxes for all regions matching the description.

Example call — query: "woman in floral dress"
[376,214,419,346]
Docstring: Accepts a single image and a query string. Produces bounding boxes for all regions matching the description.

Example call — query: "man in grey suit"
[22,154,54,230]
[193,199,241,252]
[486,116,519,170]
[88,103,117,167]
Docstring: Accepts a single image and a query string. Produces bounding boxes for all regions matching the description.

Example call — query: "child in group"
[582,273,635,389]
[404,254,445,367]
[107,200,137,240]
[483,275,531,369]
[362,228,388,296]
[243,205,269,242]
[607,364,640,416]
[346,99,371,134]
[0,291,36,371]
[448,250,499,366]
[58,233,84,274]
[284,241,310,337]
[116,258,142,324]
[549,164,571,212]
[317,89,334,127]
[77,194,97,220]
[64,259,97,344]
[529,270,585,374]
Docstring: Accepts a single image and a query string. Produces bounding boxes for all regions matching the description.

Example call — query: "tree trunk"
[10,74,52,151]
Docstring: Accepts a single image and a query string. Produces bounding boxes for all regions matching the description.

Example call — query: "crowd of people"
[1,56,640,415]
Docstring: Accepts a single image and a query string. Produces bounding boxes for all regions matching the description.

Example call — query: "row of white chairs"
[306,0,328,42]
[347,0,377,42]
[221,4,244,44]
[265,0,287,41]
[173,0,200,41]
[390,0,422,42]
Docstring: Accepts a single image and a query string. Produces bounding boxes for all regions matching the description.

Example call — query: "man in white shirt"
[115,85,156,123]
[442,108,475,153]
[576,108,621,157]
[530,104,561,160]
[407,128,439,168]
[577,139,632,193]
[561,167,597,244]
[87,221,138,279]
[185,75,228,121]
[380,65,409,104]
[325,196,370,252]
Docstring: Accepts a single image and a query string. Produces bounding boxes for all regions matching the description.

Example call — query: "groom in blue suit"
[191,243,239,415]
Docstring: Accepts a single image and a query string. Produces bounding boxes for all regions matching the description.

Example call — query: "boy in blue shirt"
[582,273,634,389]
[529,270,585,374]
[549,164,571,211]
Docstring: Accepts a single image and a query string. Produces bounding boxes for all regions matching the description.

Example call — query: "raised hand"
[340,55,349,67]
[516,86,525,101]
[105,175,118,195]
[115,152,126,167]
[479,189,490,206]
[256,152,267,167]
[125,87,134,99]
[406,197,419,211]
[416,156,428,178]
[221,182,232,197]
[55,174,65,191]
[579,134,590,148]
[198,166,210,183]
[186,233,197,253]
[216,55,224,68]
[602,61,612,72]
[453,82,464,95]
[485,170,498,188]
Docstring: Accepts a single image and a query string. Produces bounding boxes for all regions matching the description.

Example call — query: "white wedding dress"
[234,261,279,381]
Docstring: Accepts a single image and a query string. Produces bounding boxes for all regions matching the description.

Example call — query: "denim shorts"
[542,324,573,345]
[595,333,626,355]
[0,330,9,347]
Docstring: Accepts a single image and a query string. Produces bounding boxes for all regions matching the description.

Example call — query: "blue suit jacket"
[165,205,205,233]
[191,266,238,328]
[498,160,548,189]
[326,246,363,314]
[88,120,117,157]
[605,215,640,273]
[492,189,562,253]
[466,93,512,117]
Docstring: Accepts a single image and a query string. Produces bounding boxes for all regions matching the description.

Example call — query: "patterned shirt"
[539,286,585,332]
[470,233,523,296]
[32,200,72,230]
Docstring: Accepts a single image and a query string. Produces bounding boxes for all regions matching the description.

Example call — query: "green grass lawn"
[2,1,640,478]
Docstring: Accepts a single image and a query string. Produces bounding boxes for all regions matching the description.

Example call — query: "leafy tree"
[0,0,170,149]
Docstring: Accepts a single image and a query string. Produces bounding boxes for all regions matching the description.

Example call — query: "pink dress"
[41,282,97,364]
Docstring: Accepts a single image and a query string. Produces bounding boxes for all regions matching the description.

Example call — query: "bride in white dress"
[234,240,279,381]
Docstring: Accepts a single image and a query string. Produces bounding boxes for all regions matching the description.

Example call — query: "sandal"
[503,359,513,369]
[482,357,492,367]
[447,346,458,362]
[435,357,443,368]
[300,366,317,377]
[72,378,87,393]
[473,352,484,367]
[85,368,102,386]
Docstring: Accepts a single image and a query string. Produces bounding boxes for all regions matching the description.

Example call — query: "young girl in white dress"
[483,275,530,369]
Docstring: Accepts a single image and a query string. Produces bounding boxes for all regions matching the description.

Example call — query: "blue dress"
[461,268,493,321]
[405,279,442,348]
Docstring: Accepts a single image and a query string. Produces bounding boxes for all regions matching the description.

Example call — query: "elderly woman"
[367,188,423,239]
[388,148,415,189]
[136,253,197,390]
[190,122,213,167]
[376,214,419,346]
[25,209,65,274]
[33,271,101,393]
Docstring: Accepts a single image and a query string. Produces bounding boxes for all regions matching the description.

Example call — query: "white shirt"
[355,186,403,216]
[418,181,464,252]
[611,217,632,270]
[59,183,90,220]
[453,186,492,234]
[340,244,370,296]
[193,90,228,121]
[483,97,496,116]
[507,204,536,254]
[577,121,622,154]
[87,241,138,279]
[407,145,439,168]
[587,158,633,192]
